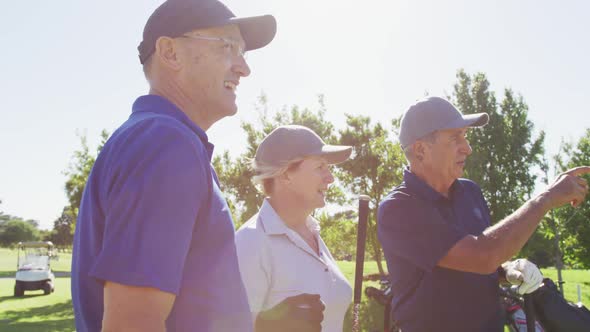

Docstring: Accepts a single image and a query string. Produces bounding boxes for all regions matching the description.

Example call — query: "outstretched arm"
[439,166,590,274]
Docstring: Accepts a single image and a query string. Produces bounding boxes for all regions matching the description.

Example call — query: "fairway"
[0,248,75,332]
[1,248,589,331]
[0,278,74,332]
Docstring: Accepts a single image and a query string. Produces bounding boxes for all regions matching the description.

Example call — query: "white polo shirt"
[236,199,352,332]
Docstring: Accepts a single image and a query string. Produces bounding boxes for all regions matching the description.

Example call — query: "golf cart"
[14,241,55,297]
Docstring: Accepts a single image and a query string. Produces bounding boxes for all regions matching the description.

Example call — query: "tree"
[549,130,590,268]
[49,206,75,250]
[0,200,8,226]
[336,115,405,275]
[451,70,545,223]
[64,130,109,220]
[0,219,40,247]
[0,200,41,246]
[0,200,17,224]
[317,210,357,260]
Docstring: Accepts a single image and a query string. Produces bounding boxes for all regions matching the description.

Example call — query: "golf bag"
[366,277,590,332]
[500,287,544,332]
[530,278,590,332]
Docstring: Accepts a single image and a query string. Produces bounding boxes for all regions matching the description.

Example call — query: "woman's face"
[282,157,335,210]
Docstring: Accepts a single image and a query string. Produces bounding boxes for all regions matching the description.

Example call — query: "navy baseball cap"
[138,0,277,64]
[399,97,489,149]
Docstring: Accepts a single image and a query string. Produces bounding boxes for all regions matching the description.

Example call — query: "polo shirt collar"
[403,168,464,203]
[258,199,290,235]
[258,199,320,235]
[258,199,326,265]
[132,95,215,160]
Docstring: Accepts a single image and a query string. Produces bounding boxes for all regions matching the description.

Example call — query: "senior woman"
[236,125,353,332]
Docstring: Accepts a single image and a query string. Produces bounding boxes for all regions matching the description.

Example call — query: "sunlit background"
[1,0,589,229]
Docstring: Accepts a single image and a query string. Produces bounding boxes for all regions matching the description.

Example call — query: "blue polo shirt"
[377,169,503,332]
[71,95,252,332]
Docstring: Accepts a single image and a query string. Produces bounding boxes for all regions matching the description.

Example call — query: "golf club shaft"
[352,195,370,332]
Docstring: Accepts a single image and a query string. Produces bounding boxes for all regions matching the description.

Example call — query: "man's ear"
[154,36,182,71]
[413,141,426,162]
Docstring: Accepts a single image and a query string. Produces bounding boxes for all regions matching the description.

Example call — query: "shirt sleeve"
[235,226,271,318]
[377,192,467,273]
[89,122,209,295]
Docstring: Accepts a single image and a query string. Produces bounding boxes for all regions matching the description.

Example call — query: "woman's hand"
[255,293,325,332]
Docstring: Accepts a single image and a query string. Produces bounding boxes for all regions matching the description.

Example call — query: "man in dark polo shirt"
[71,1,276,331]
[377,96,590,332]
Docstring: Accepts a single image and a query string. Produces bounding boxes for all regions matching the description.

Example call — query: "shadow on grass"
[0,299,75,332]
[0,293,47,302]
[0,319,74,332]
[54,271,71,278]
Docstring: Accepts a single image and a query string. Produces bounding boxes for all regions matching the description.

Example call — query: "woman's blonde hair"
[250,157,306,196]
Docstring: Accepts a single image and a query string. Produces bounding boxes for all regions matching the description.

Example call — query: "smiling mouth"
[224,81,237,92]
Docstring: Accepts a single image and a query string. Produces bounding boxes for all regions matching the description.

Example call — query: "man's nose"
[325,170,335,184]
[233,55,251,77]
[462,140,473,155]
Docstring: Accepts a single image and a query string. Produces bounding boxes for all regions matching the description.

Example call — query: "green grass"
[0,278,74,332]
[0,247,75,332]
[1,249,589,332]
[0,247,17,277]
[339,261,388,332]
[540,268,590,304]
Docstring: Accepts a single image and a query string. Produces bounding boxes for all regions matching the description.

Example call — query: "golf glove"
[255,293,325,332]
[502,258,543,295]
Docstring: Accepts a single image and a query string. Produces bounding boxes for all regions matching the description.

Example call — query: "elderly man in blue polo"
[71,0,276,331]
[377,96,590,332]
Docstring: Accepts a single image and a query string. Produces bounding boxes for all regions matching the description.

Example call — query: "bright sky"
[1,0,589,230]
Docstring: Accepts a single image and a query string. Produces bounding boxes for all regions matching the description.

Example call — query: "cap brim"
[315,145,353,165]
[230,15,276,51]
[444,112,489,130]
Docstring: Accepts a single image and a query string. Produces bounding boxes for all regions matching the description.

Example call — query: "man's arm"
[439,166,590,274]
[102,281,175,332]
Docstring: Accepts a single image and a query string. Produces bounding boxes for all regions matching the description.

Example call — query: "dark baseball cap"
[399,96,489,149]
[138,0,277,64]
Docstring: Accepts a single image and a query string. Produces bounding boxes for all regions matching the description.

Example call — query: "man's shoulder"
[118,112,202,147]
[456,178,485,198]
[103,112,208,165]
[91,111,211,193]
[379,182,419,209]
[377,182,428,226]
[457,178,482,191]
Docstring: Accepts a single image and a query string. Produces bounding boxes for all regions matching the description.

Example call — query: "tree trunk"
[548,215,565,295]
[368,211,386,276]
[374,246,385,276]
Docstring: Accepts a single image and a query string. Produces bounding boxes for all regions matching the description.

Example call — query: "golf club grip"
[523,294,535,332]
[353,195,370,304]
[352,304,360,332]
